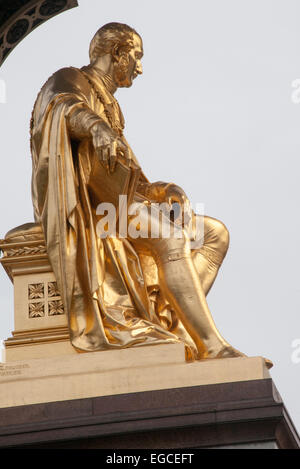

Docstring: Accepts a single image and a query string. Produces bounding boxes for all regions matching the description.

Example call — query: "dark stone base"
[0,379,299,449]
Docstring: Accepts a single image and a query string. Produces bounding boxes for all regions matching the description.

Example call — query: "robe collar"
[80,65,125,133]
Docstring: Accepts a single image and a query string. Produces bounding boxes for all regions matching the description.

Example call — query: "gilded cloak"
[30,66,197,357]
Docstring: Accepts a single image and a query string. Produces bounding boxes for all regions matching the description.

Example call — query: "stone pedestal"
[0,343,269,408]
[0,225,75,360]
[0,356,298,449]
[0,227,299,449]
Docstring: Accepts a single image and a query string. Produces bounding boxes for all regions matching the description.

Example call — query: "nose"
[135,60,143,75]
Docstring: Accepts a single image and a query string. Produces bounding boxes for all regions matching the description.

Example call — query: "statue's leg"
[128,204,245,359]
[191,215,229,296]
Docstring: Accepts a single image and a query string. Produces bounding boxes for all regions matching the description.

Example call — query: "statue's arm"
[66,102,129,173]
[66,100,188,207]
[66,103,106,140]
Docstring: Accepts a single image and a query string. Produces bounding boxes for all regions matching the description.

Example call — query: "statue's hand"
[146,182,188,205]
[146,182,192,225]
[90,121,129,173]
[165,184,192,226]
[165,184,187,207]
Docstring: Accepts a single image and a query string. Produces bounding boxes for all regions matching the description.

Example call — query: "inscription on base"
[0,363,30,377]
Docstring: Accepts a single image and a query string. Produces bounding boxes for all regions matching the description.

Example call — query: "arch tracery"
[0,0,78,66]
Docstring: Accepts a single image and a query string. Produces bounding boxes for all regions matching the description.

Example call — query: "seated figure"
[28,22,267,364]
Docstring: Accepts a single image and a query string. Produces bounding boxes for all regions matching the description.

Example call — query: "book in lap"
[88,153,141,210]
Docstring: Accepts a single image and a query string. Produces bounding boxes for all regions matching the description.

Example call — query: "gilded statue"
[28,23,272,366]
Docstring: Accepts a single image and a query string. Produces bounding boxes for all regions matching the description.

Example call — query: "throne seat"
[5,222,44,242]
[0,223,73,361]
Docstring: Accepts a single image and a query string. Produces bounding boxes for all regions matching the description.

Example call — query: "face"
[113,34,143,88]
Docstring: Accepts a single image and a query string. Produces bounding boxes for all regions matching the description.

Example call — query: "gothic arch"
[0,0,78,66]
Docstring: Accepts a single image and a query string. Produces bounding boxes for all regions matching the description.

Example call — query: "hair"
[89,22,140,63]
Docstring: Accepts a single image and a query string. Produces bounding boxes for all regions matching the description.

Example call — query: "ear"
[111,43,121,63]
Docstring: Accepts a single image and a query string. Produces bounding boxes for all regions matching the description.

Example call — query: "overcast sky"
[0,0,299,433]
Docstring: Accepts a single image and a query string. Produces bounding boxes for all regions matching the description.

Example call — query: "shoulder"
[32,67,92,123]
[43,67,90,95]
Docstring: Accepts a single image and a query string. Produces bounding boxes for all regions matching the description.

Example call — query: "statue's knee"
[214,220,230,254]
[150,229,191,263]
[205,217,230,254]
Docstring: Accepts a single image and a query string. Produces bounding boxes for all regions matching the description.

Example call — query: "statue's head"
[89,22,143,88]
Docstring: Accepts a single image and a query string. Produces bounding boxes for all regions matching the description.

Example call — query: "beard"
[113,55,132,88]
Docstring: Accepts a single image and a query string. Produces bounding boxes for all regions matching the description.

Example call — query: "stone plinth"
[0,224,76,361]
[0,343,270,409]
[0,371,298,449]
[1,226,299,449]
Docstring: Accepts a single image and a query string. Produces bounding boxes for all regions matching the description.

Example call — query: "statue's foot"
[214,345,247,359]
[207,345,273,370]
[203,344,247,361]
